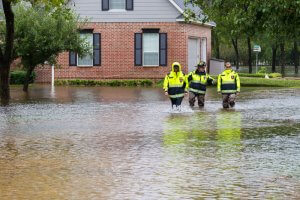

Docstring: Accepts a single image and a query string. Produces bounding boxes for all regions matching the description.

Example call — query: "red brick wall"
[35,22,212,83]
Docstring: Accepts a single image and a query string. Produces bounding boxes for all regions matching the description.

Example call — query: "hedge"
[10,70,36,85]
[55,79,154,87]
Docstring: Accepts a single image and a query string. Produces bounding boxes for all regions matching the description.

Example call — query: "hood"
[171,62,182,72]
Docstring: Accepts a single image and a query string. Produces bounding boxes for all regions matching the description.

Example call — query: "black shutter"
[159,33,167,66]
[69,52,77,66]
[134,33,142,66]
[93,33,101,66]
[102,0,109,11]
[126,0,133,10]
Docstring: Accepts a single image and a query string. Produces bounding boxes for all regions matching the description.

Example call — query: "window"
[102,0,133,11]
[143,33,159,66]
[78,33,93,66]
[134,32,167,67]
[69,32,101,67]
[110,0,125,10]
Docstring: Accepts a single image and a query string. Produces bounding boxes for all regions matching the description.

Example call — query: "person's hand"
[184,92,188,96]
[165,91,168,96]
[218,91,221,95]
[236,92,240,96]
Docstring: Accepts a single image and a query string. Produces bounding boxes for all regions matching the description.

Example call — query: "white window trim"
[108,9,127,12]
[142,33,160,67]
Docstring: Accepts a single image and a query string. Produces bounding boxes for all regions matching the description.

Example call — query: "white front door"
[188,37,200,73]
[201,38,207,63]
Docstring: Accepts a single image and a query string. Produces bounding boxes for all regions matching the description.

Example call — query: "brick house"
[35,0,215,83]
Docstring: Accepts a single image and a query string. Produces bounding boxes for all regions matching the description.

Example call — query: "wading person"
[163,62,188,110]
[217,62,240,108]
[187,61,214,107]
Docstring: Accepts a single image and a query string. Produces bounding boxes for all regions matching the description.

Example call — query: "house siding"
[69,0,181,22]
[35,22,212,83]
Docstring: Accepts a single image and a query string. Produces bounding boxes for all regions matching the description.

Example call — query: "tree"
[0,0,85,104]
[12,3,89,92]
[0,0,15,105]
[256,0,300,77]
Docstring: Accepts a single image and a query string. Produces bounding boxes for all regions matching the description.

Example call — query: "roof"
[169,0,216,27]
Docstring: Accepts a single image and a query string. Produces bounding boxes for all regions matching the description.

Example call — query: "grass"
[238,73,282,78]
[240,77,300,88]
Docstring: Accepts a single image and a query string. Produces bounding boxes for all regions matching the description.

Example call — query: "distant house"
[36,0,214,82]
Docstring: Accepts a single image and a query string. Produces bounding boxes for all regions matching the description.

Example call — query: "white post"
[256,53,258,73]
[51,64,55,87]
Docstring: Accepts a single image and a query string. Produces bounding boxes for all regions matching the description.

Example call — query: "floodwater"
[0,85,300,199]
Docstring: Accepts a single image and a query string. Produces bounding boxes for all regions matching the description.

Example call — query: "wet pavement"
[0,85,299,199]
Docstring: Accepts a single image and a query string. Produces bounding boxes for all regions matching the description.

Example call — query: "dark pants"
[189,92,205,107]
[170,97,184,108]
[222,94,236,108]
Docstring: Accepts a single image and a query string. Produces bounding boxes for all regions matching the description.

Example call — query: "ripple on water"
[0,86,300,199]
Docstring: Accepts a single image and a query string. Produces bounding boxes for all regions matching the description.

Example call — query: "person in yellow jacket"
[217,62,241,108]
[186,61,214,107]
[163,62,188,109]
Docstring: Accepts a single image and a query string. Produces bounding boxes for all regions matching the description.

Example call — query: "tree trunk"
[23,67,34,92]
[231,38,239,70]
[293,41,299,74]
[0,0,15,105]
[0,64,10,105]
[271,44,277,73]
[247,36,253,73]
[280,42,285,77]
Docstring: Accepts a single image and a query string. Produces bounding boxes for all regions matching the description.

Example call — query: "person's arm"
[186,73,192,90]
[217,74,221,93]
[207,75,214,85]
[163,75,169,93]
[236,73,241,93]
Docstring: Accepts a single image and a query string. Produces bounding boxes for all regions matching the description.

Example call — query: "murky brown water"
[0,85,300,199]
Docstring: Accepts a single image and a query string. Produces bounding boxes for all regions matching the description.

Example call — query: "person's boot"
[229,101,235,107]
[223,102,229,109]
[189,100,195,107]
[198,103,204,108]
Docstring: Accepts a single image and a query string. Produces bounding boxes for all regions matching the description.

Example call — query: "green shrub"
[238,73,265,78]
[257,67,268,74]
[54,79,154,87]
[10,70,36,85]
[269,73,282,78]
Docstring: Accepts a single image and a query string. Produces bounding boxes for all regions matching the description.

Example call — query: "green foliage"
[257,67,267,74]
[1,2,89,69]
[10,70,36,85]
[269,73,282,78]
[55,79,154,87]
[239,73,265,78]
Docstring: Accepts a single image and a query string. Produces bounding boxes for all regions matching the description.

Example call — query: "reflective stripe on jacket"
[163,62,187,99]
[217,69,240,94]
[186,71,214,94]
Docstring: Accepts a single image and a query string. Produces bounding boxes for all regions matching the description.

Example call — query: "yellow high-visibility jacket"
[163,62,187,99]
[217,69,240,94]
[186,70,214,94]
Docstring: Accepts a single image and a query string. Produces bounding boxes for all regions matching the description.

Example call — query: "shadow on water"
[0,85,299,199]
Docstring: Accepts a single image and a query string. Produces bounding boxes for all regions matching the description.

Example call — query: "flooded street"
[0,85,300,199]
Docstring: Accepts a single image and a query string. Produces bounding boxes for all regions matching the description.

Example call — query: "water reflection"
[0,85,299,199]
